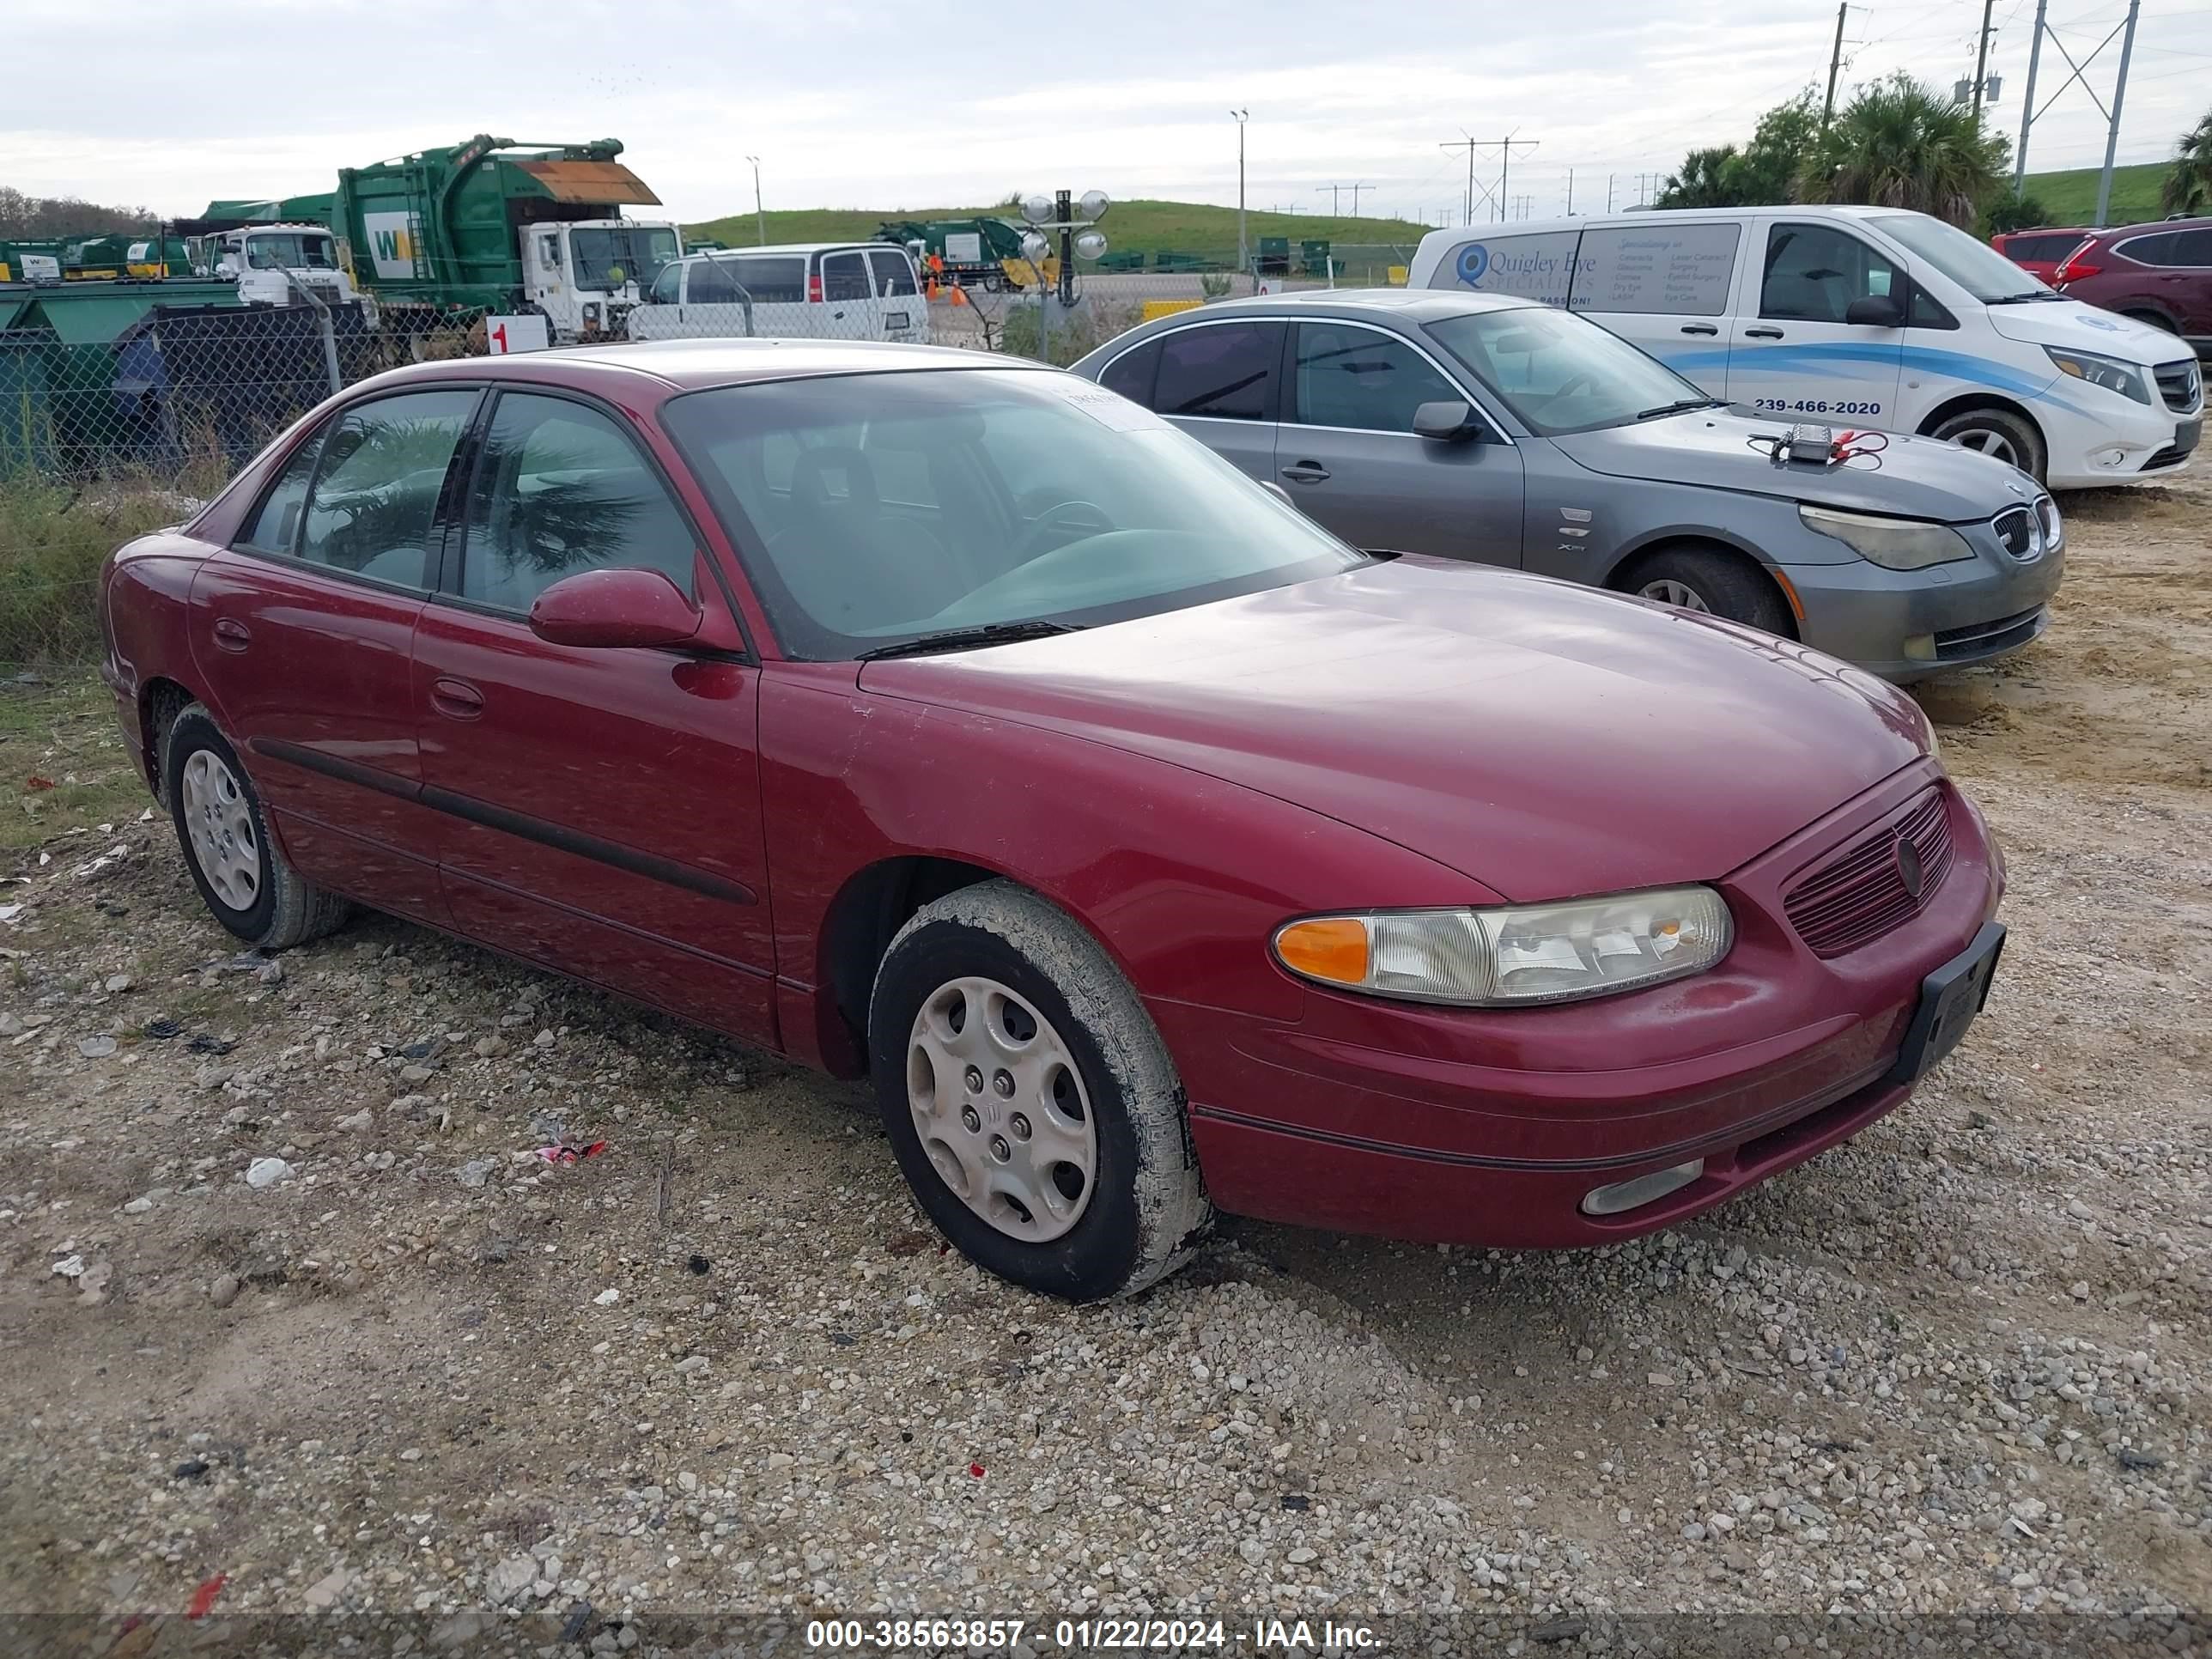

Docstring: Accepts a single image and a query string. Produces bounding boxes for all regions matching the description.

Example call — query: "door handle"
[1744,326,1785,340]
[1280,462,1331,484]
[211,617,252,653]
[429,677,484,720]
[1680,323,1719,336]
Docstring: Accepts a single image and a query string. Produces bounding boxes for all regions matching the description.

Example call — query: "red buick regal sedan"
[100,340,2005,1301]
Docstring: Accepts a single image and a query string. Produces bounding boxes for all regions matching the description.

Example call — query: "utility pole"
[1441,137,1480,226]
[1607,173,1616,213]
[1565,167,1575,216]
[1823,2,1850,128]
[1324,183,1341,215]
[2013,0,2048,195]
[1230,109,1249,274]
[1498,136,1535,223]
[745,155,764,245]
[1970,0,1997,125]
[1349,182,1367,217]
[2094,0,2141,227]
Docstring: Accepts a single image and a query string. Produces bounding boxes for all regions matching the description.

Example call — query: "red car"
[1990,226,2089,285]
[99,343,2006,1301]
[2050,217,2212,362]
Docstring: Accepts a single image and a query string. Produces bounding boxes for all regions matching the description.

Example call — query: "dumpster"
[1258,236,1290,276]
[1300,239,1333,276]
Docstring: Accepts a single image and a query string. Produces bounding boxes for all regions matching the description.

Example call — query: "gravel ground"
[2,471,2209,1656]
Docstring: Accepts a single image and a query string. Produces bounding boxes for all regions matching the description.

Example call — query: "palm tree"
[1796,75,2008,228]
[2162,108,2212,216]
[1657,147,1745,210]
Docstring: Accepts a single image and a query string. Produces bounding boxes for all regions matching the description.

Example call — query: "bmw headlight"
[1800,504,1975,570]
[2043,344,2152,405]
[2036,493,2064,551]
[1272,888,1733,1007]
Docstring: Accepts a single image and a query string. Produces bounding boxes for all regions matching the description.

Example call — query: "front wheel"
[1926,405,2047,483]
[868,881,1211,1301]
[1622,546,1794,638]
[162,705,350,950]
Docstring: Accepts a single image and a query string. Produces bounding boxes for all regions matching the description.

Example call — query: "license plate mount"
[1887,921,2005,1087]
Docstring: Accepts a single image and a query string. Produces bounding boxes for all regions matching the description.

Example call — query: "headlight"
[1799,504,1975,570]
[1272,887,1733,1007]
[2043,344,2152,405]
[2036,493,2064,551]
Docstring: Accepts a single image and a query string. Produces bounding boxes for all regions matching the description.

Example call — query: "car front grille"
[1992,506,2038,558]
[1784,787,1955,958]
[2154,359,2203,415]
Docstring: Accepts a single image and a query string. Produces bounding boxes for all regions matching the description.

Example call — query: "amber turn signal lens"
[1273,917,1370,986]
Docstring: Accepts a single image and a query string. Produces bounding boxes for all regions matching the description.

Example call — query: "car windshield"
[662,368,1366,660]
[1423,305,1711,435]
[571,227,678,290]
[1874,213,2057,301]
[245,234,336,270]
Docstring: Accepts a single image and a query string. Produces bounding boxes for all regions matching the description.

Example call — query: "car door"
[1121,318,1284,482]
[1566,220,1746,392]
[1724,220,1905,422]
[866,247,925,343]
[411,387,778,1048]
[1275,317,1523,562]
[190,386,481,922]
[817,248,878,339]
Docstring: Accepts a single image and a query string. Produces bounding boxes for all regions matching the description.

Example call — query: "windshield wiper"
[1988,290,2064,303]
[1633,397,1726,422]
[856,621,1085,661]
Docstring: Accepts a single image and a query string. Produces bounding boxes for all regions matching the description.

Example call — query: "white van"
[1407,205,2203,488]
[627,242,928,344]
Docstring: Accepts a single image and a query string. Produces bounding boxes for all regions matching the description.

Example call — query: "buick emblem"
[1895,835,1925,899]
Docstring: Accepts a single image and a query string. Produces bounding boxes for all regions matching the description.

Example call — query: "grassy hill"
[684,198,1436,270]
[2020,161,2172,227]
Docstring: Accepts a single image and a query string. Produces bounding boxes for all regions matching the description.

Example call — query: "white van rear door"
[817,249,879,338]
[866,248,925,341]
[1566,220,1746,395]
[1722,219,1904,425]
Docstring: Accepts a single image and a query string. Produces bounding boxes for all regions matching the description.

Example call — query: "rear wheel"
[162,705,350,951]
[868,881,1211,1301]
[1620,545,1794,638]
[1926,404,2047,482]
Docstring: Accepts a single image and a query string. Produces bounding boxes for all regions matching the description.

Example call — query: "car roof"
[2087,215,2212,238]
[364,338,1042,397]
[691,242,887,258]
[1195,286,1536,323]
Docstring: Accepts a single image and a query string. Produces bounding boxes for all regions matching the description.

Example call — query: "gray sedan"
[1069,289,2063,678]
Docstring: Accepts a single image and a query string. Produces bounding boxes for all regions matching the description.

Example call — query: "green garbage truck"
[331,135,681,340]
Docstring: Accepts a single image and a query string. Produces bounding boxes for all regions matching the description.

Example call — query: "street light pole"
[745,155,765,246]
[1230,109,1249,275]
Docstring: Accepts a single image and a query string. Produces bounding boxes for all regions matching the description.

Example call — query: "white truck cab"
[519,219,682,340]
[210,223,361,308]
[1409,204,2203,487]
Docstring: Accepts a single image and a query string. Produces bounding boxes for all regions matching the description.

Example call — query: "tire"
[867,880,1212,1301]
[162,704,350,951]
[1620,545,1794,638]
[1926,404,2047,483]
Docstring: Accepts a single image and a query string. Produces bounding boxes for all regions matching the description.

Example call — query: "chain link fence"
[0,259,1399,667]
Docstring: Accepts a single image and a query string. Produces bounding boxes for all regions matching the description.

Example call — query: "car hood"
[857,559,1930,902]
[1983,295,2195,365]
[1550,408,2033,520]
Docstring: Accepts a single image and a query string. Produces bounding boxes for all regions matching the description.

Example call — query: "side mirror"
[528,567,703,650]
[1261,479,1297,507]
[1845,295,1905,328]
[1413,400,1482,443]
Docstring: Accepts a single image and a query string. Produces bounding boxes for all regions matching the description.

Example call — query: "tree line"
[0,187,159,240]
[1655,74,2212,231]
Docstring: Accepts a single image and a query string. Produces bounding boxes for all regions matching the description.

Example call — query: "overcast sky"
[9,0,2209,228]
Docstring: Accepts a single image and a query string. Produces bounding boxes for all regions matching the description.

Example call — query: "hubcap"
[1948,425,2021,468]
[1639,578,1711,612]
[906,975,1097,1243]
[179,750,260,912]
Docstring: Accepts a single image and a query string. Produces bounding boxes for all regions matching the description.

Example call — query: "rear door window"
[1152,321,1283,421]
[1569,223,1741,316]
[238,429,327,554]
[867,250,919,297]
[820,251,872,301]
[730,256,805,302]
[689,259,742,304]
[294,390,478,586]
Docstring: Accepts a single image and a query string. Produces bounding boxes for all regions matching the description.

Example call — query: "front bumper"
[1781,530,2064,682]
[1161,762,2002,1249]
